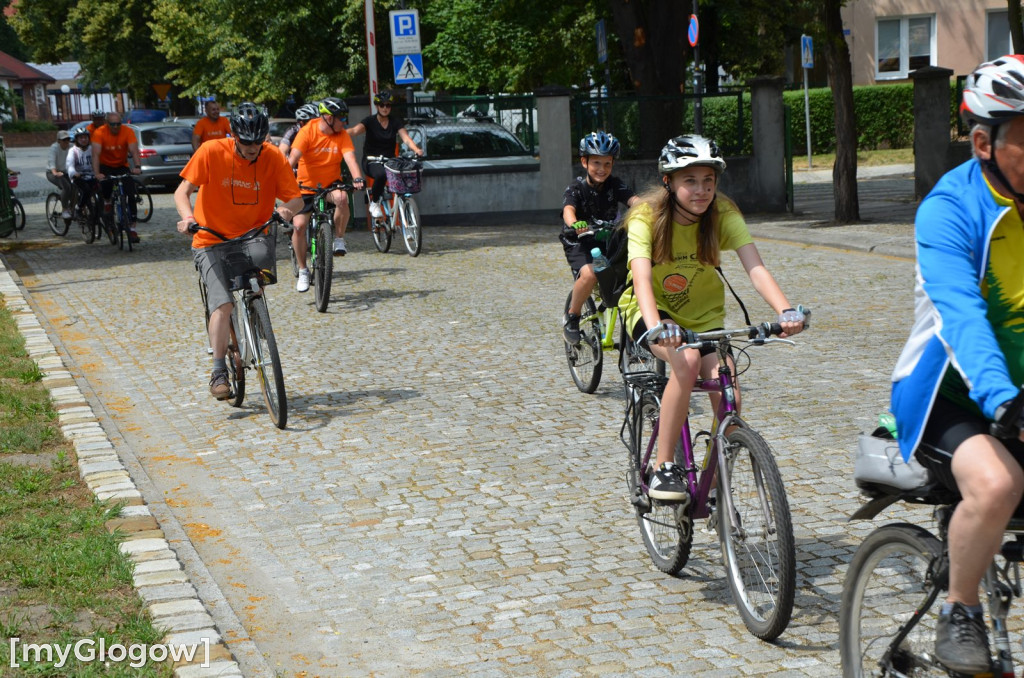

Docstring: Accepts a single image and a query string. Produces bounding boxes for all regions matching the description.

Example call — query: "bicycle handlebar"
[298,180,355,194]
[575,219,619,238]
[641,306,812,350]
[187,213,286,241]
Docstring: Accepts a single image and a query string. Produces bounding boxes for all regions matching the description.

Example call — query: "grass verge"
[0,293,172,676]
[792,147,914,170]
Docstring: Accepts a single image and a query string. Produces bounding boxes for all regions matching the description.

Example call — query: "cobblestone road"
[3,194,930,677]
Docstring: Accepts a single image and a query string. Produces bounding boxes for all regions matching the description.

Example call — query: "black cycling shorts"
[916,394,1024,492]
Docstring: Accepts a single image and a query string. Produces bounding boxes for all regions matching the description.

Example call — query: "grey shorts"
[193,246,235,314]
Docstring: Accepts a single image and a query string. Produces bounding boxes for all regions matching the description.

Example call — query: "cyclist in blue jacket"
[891,55,1024,674]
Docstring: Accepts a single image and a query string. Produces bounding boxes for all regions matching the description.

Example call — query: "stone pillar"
[911,66,954,200]
[749,76,786,212]
[535,86,573,211]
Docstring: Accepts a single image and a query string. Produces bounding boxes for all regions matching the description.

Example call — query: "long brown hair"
[624,180,738,267]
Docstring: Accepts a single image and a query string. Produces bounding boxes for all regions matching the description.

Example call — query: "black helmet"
[230,103,269,144]
[318,97,348,118]
[373,90,394,106]
[579,131,620,158]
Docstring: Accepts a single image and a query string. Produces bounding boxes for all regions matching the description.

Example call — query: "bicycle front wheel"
[564,292,603,393]
[718,427,795,641]
[631,391,692,574]
[226,308,246,408]
[12,198,25,231]
[371,208,392,253]
[313,220,333,313]
[46,193,70,236]
[400,196,422,257]
[135,182,153,222]
[248,295,287,429]
[840,524,945,678]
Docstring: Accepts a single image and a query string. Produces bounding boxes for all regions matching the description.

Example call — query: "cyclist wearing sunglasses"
[347,90,421,219]
[174,103,303,400]
[287,97,365,292]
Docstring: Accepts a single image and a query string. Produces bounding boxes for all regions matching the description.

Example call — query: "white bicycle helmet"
[295,103,319,123]
[960,55,1024,127]
[658,135,726,175]
[579,131,620,158]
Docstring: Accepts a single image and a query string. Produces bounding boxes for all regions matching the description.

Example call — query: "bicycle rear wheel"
[46,193,70,236]
[313,219,333,313]
[840,524,946,678]
[248,295,287,429]
[371,207,392,253]
[630,391,691,574]
[564,292,603,393]
[718,427,795,641]
[400,196,422,257]
[226,309,245,408]
[618,320,666,389]
[12,198,25,231]
[135,181,153,222]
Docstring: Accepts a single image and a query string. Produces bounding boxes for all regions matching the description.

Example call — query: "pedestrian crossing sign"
[394,54,425,85]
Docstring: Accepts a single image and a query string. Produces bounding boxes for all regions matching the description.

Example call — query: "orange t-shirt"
[293,122,354,193]
[92,125,137,167]
[86,122,104,140]
[193,116,231,145]
[180,138,301,248]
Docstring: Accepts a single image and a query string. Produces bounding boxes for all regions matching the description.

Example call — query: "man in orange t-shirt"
[174,103,302,400]
[86,110,106,139]
[91,112,142,242]
[287,97,364,292]
[191,101,231,151]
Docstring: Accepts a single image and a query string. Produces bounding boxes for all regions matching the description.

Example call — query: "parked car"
[124,109,167,124]
[127,122,193,187]
[400,119,539,171]
[173,116,202,128]
[268,118,296,146]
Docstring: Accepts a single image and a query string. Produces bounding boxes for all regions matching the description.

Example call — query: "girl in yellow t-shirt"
[617,135,805,501]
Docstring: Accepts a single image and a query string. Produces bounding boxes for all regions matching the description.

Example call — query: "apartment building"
[842,1,1017,84]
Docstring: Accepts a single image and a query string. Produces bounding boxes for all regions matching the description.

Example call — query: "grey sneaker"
[934,602,991,674]
[562,312,581,345]
[209,369,231,401]
[648,462,688,502]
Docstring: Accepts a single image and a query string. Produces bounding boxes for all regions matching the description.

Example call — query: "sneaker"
[209,369,231,401]
[562,312,581,345]
[128,229,140,244]
[296,269,311,293]
[934,602,991,674]
[333,237,347,256]
[648,462,689,502]
[61,209,72,219]
[368,201,383,218]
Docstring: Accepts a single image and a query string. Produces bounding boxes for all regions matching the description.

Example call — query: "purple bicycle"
[622,311,808,641]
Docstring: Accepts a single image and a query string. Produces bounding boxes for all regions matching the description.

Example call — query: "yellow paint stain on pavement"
[248,595,265,602]
[151,454,194,464]
[183,522,222,541]
[229,581,247,589]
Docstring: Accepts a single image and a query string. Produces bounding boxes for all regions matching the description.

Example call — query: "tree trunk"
[1009,0,1024,55]
[607,0,688,157]
[822,0,859,223]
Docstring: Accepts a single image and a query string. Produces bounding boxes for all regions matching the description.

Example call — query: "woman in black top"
[347,90,422,218]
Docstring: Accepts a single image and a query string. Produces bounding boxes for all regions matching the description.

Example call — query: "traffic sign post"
[689,10,702,134]
[801,34,813,169]
[365,0,378,110]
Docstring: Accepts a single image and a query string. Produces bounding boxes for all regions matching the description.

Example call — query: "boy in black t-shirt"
[561,132,639,345]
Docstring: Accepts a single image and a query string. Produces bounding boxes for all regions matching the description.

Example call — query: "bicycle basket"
[212,233,278,290]
[384,158,422,194]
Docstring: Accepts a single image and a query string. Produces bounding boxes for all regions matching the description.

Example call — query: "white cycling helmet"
[658,135,726,175]
[960,55,1024,127]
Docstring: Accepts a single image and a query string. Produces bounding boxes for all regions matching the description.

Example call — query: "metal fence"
[571,90,748,160]
[390,94,537,157]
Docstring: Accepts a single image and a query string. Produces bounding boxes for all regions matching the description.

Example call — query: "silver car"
[400,119,538,171]
[127,122,194,187]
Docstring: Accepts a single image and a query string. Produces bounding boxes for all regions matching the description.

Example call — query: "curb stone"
[0,259,241,676]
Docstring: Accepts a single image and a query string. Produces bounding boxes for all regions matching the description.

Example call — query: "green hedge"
[0,120,58,133]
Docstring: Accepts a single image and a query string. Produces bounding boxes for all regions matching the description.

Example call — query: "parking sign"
[390,9,421,55]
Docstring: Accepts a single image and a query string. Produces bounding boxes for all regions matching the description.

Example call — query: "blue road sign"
[394,53,425,85]
[801,34,814,69]
[596,19,607,64]
[688,15,699,48]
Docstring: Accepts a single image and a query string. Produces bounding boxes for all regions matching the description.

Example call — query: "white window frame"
[874,15,935,80]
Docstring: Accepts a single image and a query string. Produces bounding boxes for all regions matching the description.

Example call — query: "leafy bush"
[0,119,58,133]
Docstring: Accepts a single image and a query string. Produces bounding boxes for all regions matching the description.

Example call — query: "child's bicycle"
[839,390,1024,677]
[364,153,423,257]
[564,219,663,393]
[622,313,809,641]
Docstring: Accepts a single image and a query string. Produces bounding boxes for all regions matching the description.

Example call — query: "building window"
[987,10,1021,61]
[876,16,934,79]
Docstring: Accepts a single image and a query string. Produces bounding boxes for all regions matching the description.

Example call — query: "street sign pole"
[365,0,378,111]
[689,4,702,135]
[801,34,814,170]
